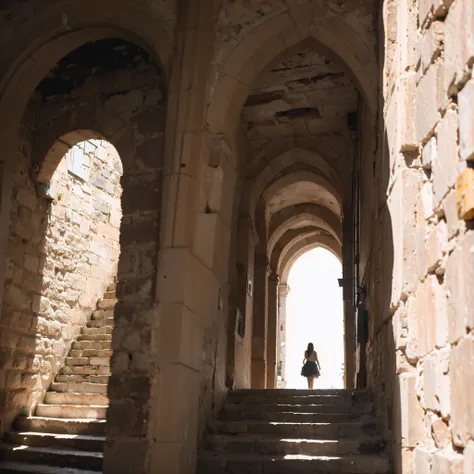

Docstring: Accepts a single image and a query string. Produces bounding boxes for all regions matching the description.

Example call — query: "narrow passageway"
[0,1,472,473]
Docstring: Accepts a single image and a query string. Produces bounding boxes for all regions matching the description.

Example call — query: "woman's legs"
[307,376,315,389]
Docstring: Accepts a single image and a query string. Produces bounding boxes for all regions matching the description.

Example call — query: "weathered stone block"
[422,136,437,169]
[432,418,451,448]
[443,189,464,239]
[450,336,474,446]
[393,305,408,350]
[433,107,459,207]
[416,63,442,142]
[446,232,474,342]
[419,21,444,73]
[423,349,451,417]
[400,372,424,447]
[411,276,447,356]
[432,451,464,474]
[5,285,32,311]
[398,0,418,72]
[103,439,148,474]
[16,188,38,210]
[444,0,474,91]
[415,446,432,474]
[459,79,474,161]
[419,0,453,25]
[456,168,474,220]
[398,74,418,152]
[464,443,474,473]
[425,220,448,273]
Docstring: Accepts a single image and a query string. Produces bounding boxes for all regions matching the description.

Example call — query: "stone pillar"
[266,272,278,388]
[227,216,255,389]
[342,206,356,389]
[0,159,14,315]
[276,283,289,388]
[251,253,269,388]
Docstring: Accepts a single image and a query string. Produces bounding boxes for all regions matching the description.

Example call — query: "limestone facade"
[0,0,472,473]
[365,0,474,471]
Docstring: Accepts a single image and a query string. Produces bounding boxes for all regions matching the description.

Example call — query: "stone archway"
[0,33,168,473]
[206,7,378,138]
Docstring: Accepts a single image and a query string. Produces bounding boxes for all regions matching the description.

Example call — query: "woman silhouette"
[301,342,321,389]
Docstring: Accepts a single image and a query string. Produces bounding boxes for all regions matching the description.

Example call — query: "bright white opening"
[284,248,344,389]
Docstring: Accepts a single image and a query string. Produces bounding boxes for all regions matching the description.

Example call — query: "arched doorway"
[283,248,344,389]
[0,35,166,473]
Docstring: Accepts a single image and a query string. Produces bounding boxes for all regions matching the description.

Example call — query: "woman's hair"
[306,342,314,356]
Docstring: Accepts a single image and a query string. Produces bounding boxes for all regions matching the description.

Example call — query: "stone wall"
[0,130,122,433]
[0,39,167,470]
[364,0,474,471]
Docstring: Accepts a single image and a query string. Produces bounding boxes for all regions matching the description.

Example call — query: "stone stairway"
[0,284,116,473]
[198,388,392,474]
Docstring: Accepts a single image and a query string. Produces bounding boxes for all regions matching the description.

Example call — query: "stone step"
[60,365,110,376]
[65,356,110,367]
[69,349,113,358]
[45,392,108,406]
[16,417,106,436]
[97,299,116,310]
[71,342,112,353]
[55,374,109,385]
[82,327,113,336]
[91,310,113,320]
[219,409,360,423]
[198,453,391,474]
[76,334,112,342]
[103,290,116,300]
[228,393,368,405]
[205,434,388,457]
[87,318,114,328]
[5,432,105,452]
[51,382,108,394]
[0,461,100,474]
[36,404,107,419]
[0,443,103,471]
[230,389,369,397]
[224,401,373,415]
[209,420,379,439]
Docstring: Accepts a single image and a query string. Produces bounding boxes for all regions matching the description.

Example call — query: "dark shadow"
[357,3,398,471]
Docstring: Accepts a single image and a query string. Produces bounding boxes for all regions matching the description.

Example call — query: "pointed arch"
[206,8,377,135]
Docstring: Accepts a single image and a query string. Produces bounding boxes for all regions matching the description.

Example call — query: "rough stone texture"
[458,78,474,161]
[423,349,450,417]
[433,106,459,207]
[450,336,474,447]
[0,0,472,473]
[1,131,121,431]
[0,35,166,473]
[432,450,464,474]
[0,286,116,471]
[399,372,424,448]
[368,0,474,472]
[456,168,474,220]
[446,232,474,343]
